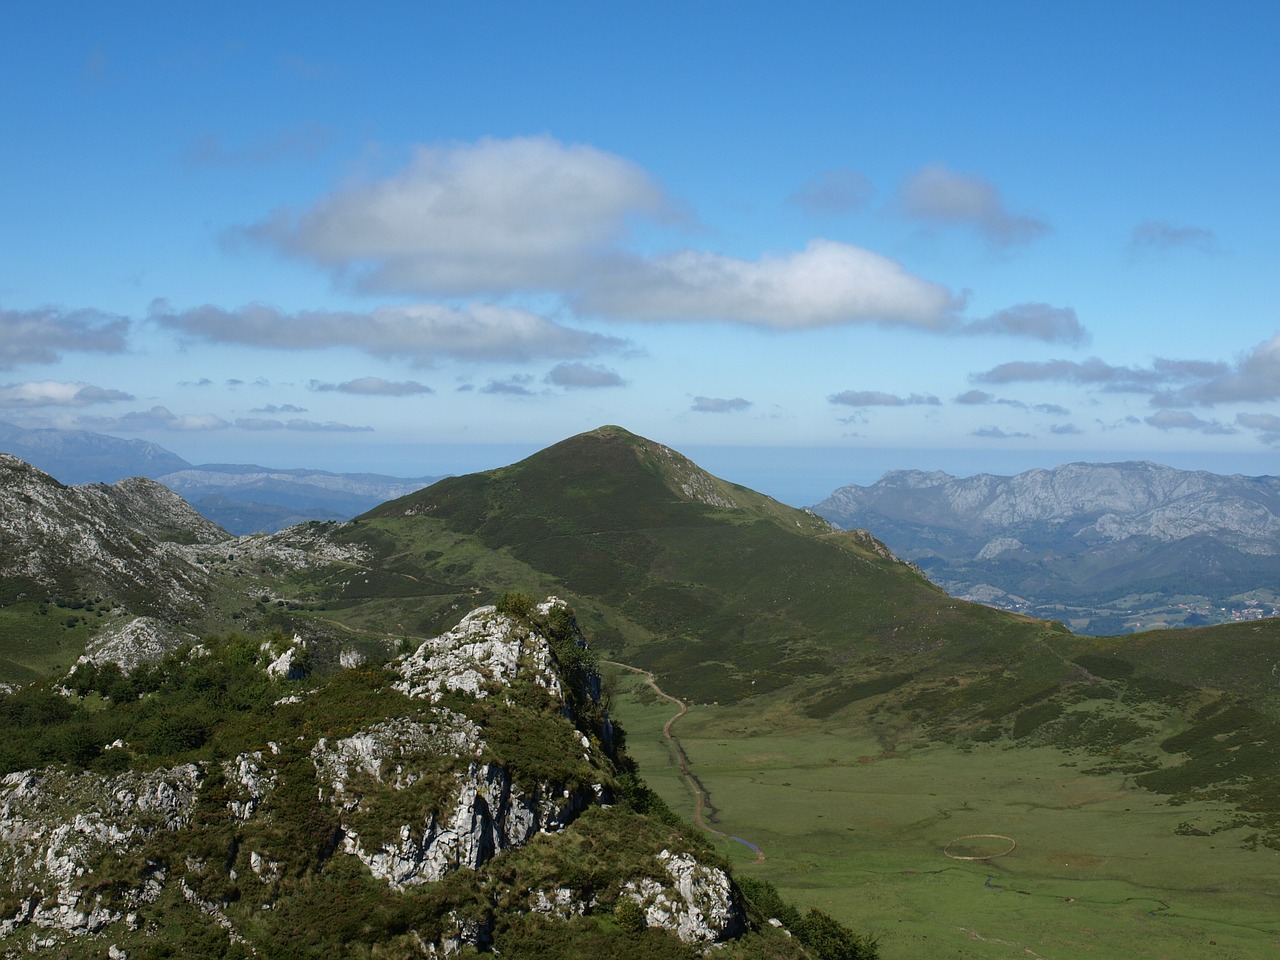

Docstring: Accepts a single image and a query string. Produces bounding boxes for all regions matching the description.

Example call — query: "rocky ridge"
[812,460,1280,632]
[0,454,229,619]
[0,598,748,956]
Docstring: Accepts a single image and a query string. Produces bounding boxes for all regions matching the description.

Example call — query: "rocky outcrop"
[621,849,745,943]
[0,765,200,942]
[393,603,564,703]
[77,617,198,674]
[314,603,606,890]
[0,597,753,956]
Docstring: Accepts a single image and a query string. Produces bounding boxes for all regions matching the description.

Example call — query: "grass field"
[608,671,1280,960]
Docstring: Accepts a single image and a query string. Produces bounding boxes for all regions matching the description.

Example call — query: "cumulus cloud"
[0,381,133,408]
[577,240,963,330]
[241,135,676,296]
[977,335,1280,408]
[151,300,624,365]
[1237,412,1280,444]
[1129,220,1217,256]
[951,389,1067,414]
[898,164,1050,248]
[692,396,752,413]
[973,356,1217,392]
[960,303,1087,345]
[279,419,373,432]
[1164,333,1280,405]
[1144,410,1234,434]
[77,406,231,432]
[789,168,874,216]
[481,375,538,396]
[829,390,940,407]
[235,418,286,431]
[309,377,434,396]
[1,306,130,368]
[545,362,625,389]
[1050,423,1083,435]
[251,403,307,414]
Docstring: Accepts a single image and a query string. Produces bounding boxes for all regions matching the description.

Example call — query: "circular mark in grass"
[943,834,1017,861]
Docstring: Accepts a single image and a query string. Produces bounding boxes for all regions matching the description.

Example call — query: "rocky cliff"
[0,597,760,958]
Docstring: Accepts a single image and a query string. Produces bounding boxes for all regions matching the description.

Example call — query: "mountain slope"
[0,597,852,958]
[0,454,227,609]
[812,461,1280,633]
[342,426,1057,704]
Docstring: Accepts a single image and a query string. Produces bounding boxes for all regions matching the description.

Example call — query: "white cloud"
[480,375,539,396]
[545,362,625,389]
[829,390,940,407]
[577,240,962,330]
[692,396,752,413]
[1,306,130,368]
[1144,410,1234,434]
[152,300,625,365]
[1129,220,1217,256]
[972,426,1034,439]
[309,377,434,396]
[961,303,1087,345]
[1237,412,1280,444]
[77,406,231,432]
[0,380,133,408]
[1169,333,1280,405]
[242,135,676,296]
[898,164,1049,248]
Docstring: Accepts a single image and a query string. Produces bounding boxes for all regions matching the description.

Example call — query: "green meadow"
[609,671,1280,960]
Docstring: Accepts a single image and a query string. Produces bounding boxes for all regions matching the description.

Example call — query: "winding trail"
[605,660,765,863]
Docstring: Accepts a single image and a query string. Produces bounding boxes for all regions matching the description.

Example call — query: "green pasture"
[609,671,1280,960]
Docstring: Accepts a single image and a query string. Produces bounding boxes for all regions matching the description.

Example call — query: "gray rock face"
[393,603,564,703]
[622,849,745,943]
[0,765,200,941]
[813,461,1280,632]
[0,454,227,617]
[817,461,1280,549]
[77,617,198,675]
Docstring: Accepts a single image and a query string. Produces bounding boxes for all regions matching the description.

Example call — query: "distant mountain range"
[812,460,1280,634]
[0,421,442,534]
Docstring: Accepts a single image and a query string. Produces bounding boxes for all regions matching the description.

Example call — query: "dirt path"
[605,660,765,863]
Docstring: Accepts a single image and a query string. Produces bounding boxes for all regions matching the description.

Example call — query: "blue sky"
[3,2,1279,502]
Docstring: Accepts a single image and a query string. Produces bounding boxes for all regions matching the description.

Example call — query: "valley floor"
[608,671,1280,960]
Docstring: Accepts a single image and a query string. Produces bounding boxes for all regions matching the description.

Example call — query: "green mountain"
[338,426,1052,703]
[4,427,1280,958]
[0,443,875,958]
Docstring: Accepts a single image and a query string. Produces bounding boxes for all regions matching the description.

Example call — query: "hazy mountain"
[156,464,445,534]
[0,422,443,534]
[812,460,1280,634]
[0,421,191,483]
